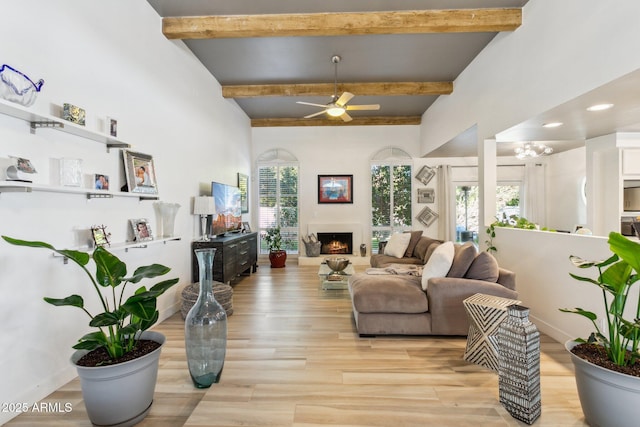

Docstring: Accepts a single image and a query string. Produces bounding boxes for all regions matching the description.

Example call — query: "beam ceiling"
[222,82,453,98]
[163,8,522,39]
[251,116,422,127]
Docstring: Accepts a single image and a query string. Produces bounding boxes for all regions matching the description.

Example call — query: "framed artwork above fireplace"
[318,174,353,204]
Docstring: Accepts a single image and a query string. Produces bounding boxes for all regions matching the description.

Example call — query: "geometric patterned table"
[462,293,522,372]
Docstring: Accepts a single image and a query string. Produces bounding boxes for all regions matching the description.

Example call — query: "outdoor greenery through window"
[371,164,412,253]
[257,164,299,254]
[455,184,521,243]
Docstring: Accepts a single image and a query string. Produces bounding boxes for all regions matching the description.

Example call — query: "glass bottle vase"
[185,248,227,388]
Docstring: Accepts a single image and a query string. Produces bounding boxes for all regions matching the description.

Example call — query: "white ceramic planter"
[565,340,640,427]
[71,331,165,427]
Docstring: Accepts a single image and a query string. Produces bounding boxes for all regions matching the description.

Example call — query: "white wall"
[494,228,639,347]
[251,125,421,252]
[545,147,587,232]
[421,0,640,154]
[0,1,250,422]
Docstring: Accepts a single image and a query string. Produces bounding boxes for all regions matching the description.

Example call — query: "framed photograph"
[318,175,353,204]
[94,174,110,190]
[415,165,436,185]
[123,150,158,194]
[241,221,251,233]
[107,117,117,137]
[130,218,153,242]
[417,188,435,204]
[238,173,249,213]
[416,206,439,227]
[91,225,111,247]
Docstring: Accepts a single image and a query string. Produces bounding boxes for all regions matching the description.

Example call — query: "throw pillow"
[414,237,442,263]
[466,252,500,282]
[421,241,455,290]
[403,230,424,257]
[423,242,441,264]
[447,242,477,278]
[383,232,412,259]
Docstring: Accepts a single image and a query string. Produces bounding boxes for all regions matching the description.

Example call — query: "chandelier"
[514,142,553,159]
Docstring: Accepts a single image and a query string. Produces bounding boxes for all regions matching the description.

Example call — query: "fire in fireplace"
[317,232,353,255]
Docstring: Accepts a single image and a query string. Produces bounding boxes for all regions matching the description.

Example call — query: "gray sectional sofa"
[348,239,518,336]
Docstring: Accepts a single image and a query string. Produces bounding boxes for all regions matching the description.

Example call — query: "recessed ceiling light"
[542,122,563,128]
[587,103,614,112]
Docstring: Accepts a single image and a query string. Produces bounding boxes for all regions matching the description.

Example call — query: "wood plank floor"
[7,264,587,426]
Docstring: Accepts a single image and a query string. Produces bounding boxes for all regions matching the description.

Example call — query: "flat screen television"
[210,181,242,236]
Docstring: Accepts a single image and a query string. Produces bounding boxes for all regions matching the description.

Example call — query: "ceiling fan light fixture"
[326,105,345,117]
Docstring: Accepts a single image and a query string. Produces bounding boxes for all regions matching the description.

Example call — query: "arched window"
[256,149,299,254]
[370,148,413,253]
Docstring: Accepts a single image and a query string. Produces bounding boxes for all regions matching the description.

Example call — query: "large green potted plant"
[263,227,287,268]
[1,236,179,427]
[560,231,640,427]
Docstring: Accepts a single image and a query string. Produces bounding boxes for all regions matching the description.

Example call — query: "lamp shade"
[193,196,216,215]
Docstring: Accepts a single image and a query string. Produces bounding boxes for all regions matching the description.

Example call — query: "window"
[257,150,299,254]
[455,183,521,243]
[370,149,412,253]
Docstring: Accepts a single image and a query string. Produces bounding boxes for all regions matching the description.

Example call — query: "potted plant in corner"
[560,231,640,427]
[264,227,287,268]
[1,236,179,427]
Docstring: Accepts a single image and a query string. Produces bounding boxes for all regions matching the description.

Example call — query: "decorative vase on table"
[185,248,227,388]
[496,304,541,425]
[153,201,180,238]
[359,243,367,257]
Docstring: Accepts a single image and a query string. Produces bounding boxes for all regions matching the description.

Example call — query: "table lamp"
[193,196,216,241]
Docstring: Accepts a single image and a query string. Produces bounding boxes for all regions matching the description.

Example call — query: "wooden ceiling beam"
[251,116,422,127]
[163,8,522,39]
[222,82,452,98]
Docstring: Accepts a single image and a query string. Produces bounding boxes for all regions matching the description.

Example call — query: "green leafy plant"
[485,213,546,253]
[2,236,179,361]
[560,232,640,367]
[263,227,284,251]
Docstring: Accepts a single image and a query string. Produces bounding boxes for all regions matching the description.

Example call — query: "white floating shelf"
[0,181,159,201]
[53,237,182,263]
[0,98,130,150]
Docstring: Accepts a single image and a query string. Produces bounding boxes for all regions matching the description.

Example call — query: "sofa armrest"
[426,277,519,335]
[497,268,516,291]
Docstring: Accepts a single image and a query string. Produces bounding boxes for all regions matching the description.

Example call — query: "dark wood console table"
[191,232,258,283]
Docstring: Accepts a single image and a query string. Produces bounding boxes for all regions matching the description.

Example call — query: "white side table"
[463,293,521,371]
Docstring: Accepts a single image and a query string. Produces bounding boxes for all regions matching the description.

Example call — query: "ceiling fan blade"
[304,110,327,119]
[297,101,328,108]
[340,112,353,122]
[346,104,381,111]
[335,92,354,107]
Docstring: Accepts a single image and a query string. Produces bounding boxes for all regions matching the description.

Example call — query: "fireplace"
[317,232,353,255]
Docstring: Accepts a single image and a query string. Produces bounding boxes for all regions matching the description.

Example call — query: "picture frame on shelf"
[91,225,111,247]
[59,158,82,187]
[123,150,158,194]
[416,206,439,227]
[130,218,153,242]
[238,172,249,213]
[415,165,436,185]
[318,174,353,204]
[417,188,435,204]
[94,174,110,190]
[62,103,86,126]
[107,117,117,137]
[241,222,251,233]
[6,156,37,182]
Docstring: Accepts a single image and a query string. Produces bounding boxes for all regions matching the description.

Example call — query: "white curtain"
[437,165,454,241]
[523,162,545,226]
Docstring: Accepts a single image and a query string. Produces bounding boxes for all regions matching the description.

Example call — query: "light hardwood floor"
[7,264,587,426]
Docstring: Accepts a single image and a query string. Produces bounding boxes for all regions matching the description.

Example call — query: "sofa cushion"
[349,273,428,313]
[369,254,424,268]
[404,230,424,257]
[421,241,455,290]
[413,237,442,263]
[465,252,500,282]
[447,242,477,278]
[384,232,412,258]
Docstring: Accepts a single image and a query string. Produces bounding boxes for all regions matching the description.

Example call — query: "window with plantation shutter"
[257,150,299,254]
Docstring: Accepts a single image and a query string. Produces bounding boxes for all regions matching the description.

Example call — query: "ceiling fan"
[296,55,380,122]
